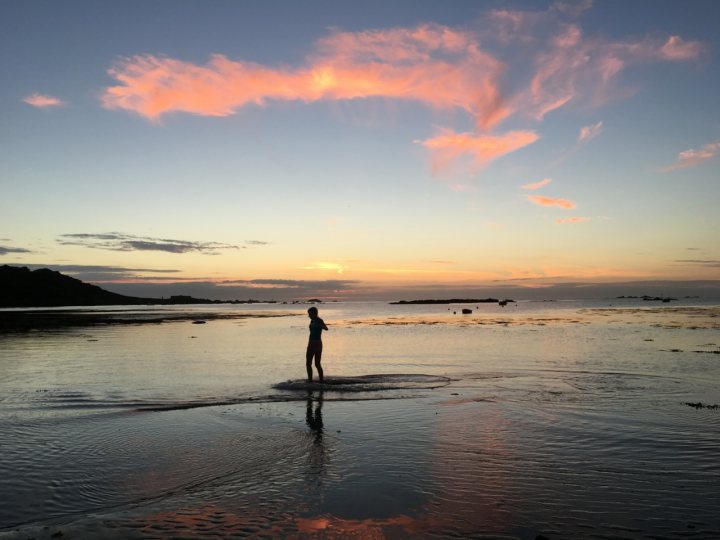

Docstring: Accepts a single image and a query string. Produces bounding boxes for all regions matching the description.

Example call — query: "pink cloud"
[418,129,539,174]
[522,178,552,190]
[103,20,700,126]
[523,23,702,120]
[556,216,590,224]
[102,24,512,130]
[23,93,64,108]
[660,36,703,60]
[526,195,576,209]
[661,140,720,172]
[526,25,589,119]
[579,121,603,142]
[99,14,702,183]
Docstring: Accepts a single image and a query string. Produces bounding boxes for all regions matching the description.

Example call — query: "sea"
[1,299,719,539]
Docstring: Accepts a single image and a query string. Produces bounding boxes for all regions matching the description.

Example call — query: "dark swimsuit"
[309,317,325,340]
[308,318,325,352]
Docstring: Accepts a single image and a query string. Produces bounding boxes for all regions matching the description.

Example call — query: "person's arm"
[322,319,329,331]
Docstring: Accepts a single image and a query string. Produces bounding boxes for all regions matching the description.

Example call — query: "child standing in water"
[306,306,328,383]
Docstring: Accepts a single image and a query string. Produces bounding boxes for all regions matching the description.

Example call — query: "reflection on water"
[306,390,324,438]
[2,386,719,539]
[304,390,328,497]
[1,302,719,538]
[296,514,417,537]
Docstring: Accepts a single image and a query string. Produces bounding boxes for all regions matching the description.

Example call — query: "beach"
[4,0,720,537]
[1,301,719,539]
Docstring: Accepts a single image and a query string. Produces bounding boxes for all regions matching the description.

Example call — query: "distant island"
[616,295,677,303]
[0,266,276,308]
[390,298,515,305]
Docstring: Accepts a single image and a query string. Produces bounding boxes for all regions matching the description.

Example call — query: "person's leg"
[306,347,314,382]
[314,348,324,383]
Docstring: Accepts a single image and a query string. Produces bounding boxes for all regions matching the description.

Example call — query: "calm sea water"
[1,300,719,539]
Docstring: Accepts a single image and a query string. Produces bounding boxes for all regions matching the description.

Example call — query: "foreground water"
[1,300,719,539]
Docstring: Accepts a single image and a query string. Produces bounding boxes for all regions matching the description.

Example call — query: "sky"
[1,0,719,301]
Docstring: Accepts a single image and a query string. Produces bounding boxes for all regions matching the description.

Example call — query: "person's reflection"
[305,390,327,486]
[306,389,324,441]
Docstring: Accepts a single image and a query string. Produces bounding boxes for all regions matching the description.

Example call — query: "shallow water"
[1,301,719,538]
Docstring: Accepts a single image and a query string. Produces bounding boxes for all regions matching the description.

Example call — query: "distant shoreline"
[389,298,515,305]
[0,309,295,332]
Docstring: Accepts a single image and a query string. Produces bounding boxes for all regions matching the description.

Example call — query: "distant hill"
[0,266,218,307]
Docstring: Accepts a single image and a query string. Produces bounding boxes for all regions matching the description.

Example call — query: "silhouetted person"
[306,306,328,383]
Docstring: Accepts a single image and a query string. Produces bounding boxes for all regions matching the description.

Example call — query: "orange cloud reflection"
[297,514,419,537]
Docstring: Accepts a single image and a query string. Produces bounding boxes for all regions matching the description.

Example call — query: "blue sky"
[1,0,719,300]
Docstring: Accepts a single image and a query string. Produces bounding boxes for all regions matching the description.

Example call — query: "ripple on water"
[0,407,329,529]
[273,373,451,392]
[2,369,719,539]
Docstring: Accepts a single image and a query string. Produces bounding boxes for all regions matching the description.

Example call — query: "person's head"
[307,306,319,318]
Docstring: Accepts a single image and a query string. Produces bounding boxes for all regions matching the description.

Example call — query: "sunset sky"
[1,0,719,300]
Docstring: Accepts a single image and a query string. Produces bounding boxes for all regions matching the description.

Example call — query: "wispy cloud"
[56,232,262,254]
[0,246,33,255]
[578,121,603,142]
[100,9,701,183]
[660,36,704,60]
[521,25,701,121]
[674,259,720,268]
[302,261,347,274]
[22,93,65,108]
[660,140,720,172]
[522,178,552,190]
[102,22,698,126]
[102,24,510,130]
[417,129,539,176]
[556,216,590,224]
[526,195,576,209]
